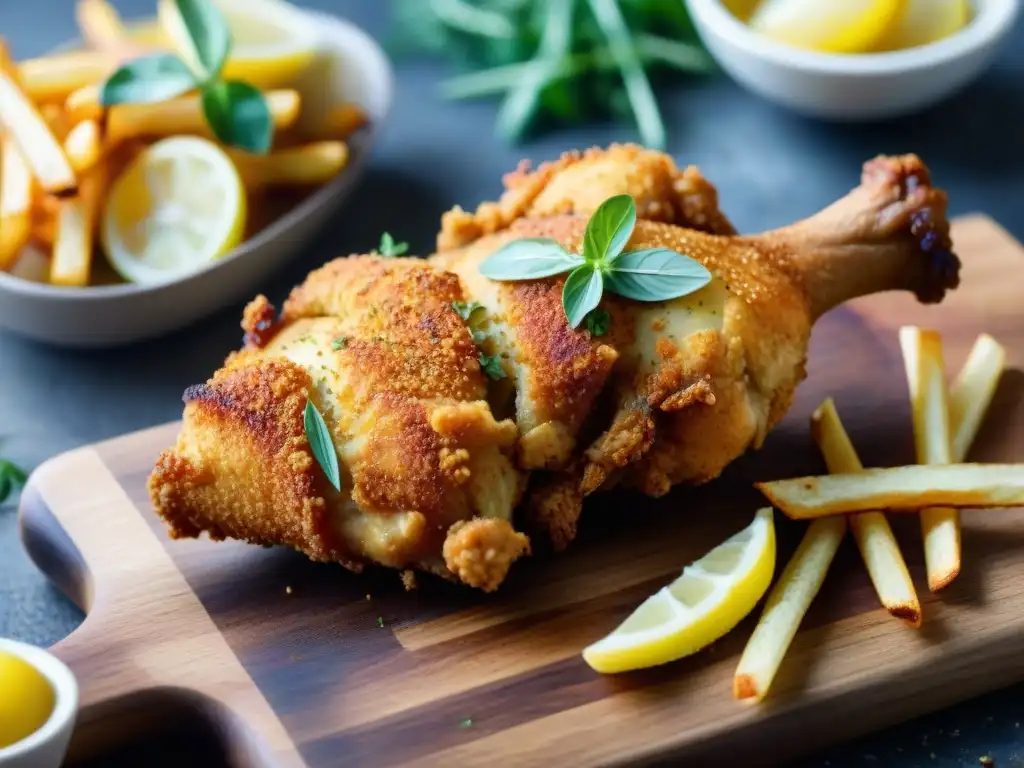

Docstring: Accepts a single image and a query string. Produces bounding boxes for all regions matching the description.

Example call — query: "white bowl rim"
[0,5,394,303]
[687,0,1021,76]
[0,638,78,763]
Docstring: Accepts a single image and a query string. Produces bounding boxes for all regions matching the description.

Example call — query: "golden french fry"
[757,464,1024,519]
[811,399,921,626]
[0,135,32,269]
[950,334,1006,463]
[106,89,301,145]
[65,84,104,124]
[229,141,348,188]
[322,103,368,138]
[64,119,103,174]
[733,515,845,702]
[900,326,959,592]
[18,50,114,104]
[50,159,108,286]
[77,0,153,62]
[0,43,78,195]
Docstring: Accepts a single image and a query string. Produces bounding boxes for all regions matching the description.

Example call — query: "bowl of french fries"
[0,0,392,348]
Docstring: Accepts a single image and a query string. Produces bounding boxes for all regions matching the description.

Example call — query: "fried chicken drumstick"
[149,145,959,591]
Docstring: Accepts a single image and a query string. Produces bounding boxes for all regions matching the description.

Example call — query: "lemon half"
[583,508,776,674]
[750,0,906,54]
[101,136,246,285]
[156,0,318,89]
[874,0,970,51]
[0,651,55,749]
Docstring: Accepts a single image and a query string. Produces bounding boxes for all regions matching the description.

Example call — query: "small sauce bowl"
[684,0,1020,120]
[0,639,78,768]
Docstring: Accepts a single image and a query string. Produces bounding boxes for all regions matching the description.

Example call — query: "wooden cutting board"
[19,214,1024,768]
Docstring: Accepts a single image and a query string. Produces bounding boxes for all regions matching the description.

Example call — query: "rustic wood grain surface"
[18,215,1024,767]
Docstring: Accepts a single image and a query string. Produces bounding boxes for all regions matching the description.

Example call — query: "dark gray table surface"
[2,2,1023,766]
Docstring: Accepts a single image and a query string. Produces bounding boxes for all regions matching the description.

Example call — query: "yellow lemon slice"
[0,651,55,749]
[583,508,776,674]
[157,0,318,89]
[874,0,971,51]
[101,136,246,285]
[750,0,906,54]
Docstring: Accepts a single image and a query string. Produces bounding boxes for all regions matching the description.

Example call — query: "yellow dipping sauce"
[0,651,56,749]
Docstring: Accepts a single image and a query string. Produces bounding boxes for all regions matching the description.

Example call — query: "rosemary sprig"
[391,0,714,148]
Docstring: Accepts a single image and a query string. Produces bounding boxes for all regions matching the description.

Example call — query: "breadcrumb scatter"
[443,518,530,592]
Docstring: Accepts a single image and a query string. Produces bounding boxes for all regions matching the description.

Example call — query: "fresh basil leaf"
[452,300,484,322]
[99,53,197,106]
[201,80,274,154]
[480,238,582,280]
[583,193,635,265]
[379,232,408,257]
[562,265,604,329]
[605,248,712,302]
[304,400,341,491]
[479,352,506,380]
[585,309,610,337]
[167,0,232,81]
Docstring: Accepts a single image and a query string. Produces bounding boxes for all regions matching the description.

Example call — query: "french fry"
[0,135,31,269]
[811,399,921,626]
[50,159,109,287]
[64,119,103,174]
[106,89,301,145]
[733,515,845,702]
[757,464,1024,519]
[0,42,78,194]
[65,84,104,124]
[229,141,348,188]
[900,326,959,592]
[321,103,368,138]
[949,334,1006,463]
[18,50,114,104]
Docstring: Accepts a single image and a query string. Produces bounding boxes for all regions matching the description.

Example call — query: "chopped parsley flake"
[378,232,408,257]
[376,616,384,628]
[460,718,473,728]
[451,300,484,322]
[331,337,349,350]
[478,353,506,380]
[585,310,610,337]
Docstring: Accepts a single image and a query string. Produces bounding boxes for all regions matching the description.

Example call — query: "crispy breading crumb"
[401,570,418,591]
[443,518,530,592]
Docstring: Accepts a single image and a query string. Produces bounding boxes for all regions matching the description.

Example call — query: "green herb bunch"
[391,0,714,148]
[100,0,274,153]
[481,193,711,328]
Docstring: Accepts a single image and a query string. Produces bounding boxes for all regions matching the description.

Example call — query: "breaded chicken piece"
[149,258,529,591]
[150,146,959,587]
[432,154,958,549]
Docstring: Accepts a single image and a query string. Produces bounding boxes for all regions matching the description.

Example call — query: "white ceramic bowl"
[0,6,393,348]
[0,639,78,768]
[685,0,1020,121]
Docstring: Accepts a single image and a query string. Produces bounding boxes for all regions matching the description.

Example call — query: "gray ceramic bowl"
[0,7,393,348]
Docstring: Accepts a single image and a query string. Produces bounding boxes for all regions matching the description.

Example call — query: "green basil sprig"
[304,400,341,492]
[479,194,712,329]
[378,232,409,257]
[100,0,274,154]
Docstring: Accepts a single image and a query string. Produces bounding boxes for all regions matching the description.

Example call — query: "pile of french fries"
[0,0,367,287]
[734,329,1009,702]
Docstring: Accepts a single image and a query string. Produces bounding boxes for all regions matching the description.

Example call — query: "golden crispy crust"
[148,358,357,567]
[436,143,735,251]
[442,517,530,592]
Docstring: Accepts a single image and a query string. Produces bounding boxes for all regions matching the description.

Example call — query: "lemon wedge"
[750,0,906,54]
[583,508,776,674]
[0,651,55,749]
[874,0,970,51]
[157,0,318,89]
[101,136,246,285]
